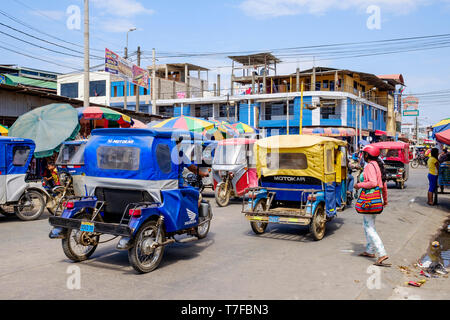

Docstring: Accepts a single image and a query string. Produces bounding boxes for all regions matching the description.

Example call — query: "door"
[5,143,32,202]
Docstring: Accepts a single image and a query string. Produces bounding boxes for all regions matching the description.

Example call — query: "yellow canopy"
[0,124,8,136]
[255,135,347,183]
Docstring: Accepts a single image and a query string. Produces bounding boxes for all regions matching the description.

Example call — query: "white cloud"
[239,0,434,17]
[91,0,154,18]
[97,18,139,33]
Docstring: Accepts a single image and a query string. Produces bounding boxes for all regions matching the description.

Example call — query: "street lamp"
[125,27,137,59]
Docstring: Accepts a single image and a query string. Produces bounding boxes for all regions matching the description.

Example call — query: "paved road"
[0,168,448,300]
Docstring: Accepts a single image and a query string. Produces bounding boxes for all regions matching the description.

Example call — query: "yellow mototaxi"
[242,134,349,240]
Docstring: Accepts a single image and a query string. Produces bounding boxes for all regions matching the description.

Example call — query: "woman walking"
[427,148,440,206]
[354,145,390,267]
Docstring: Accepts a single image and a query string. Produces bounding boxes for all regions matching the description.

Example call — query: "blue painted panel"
[320,118,342,126]
[174,105,191,116]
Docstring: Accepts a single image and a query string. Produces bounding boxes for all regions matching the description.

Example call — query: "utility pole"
[123,47,128,110]
[83,0,89,108]
[152,48,156,114]
[415,116,419,144]
[136,46,141,113]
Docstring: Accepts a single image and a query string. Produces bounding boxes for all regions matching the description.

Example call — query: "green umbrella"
[9,103,80,158]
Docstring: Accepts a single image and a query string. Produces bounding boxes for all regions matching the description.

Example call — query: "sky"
[1,0,450,125]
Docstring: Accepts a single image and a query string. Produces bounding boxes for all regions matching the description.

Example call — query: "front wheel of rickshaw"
[411,159,419,169]
[250,200,268,235]
[128,220,165,274]
[15,190,46,221]
[215,182,231,207]
[62,212,99,262]
[310,204,326,241]
[196,208,212,240]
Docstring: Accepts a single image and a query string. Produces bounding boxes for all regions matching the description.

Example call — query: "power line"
[0,21,104,60]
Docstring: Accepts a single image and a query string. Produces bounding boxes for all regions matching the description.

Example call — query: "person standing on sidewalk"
[427,148,440,206]
[354,145,390,267]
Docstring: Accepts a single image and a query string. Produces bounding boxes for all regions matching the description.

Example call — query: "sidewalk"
[357,193,450,300]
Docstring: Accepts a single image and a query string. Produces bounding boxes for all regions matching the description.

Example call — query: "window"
[194,105,213,118]
[325,148,334,173]
[265,103,294,120]
[61,82,79,98]
[56,144,85,165]
[320,107,336,119]
[323,80,329,89]
[219,104,236,118]
[97,146,140,171]
[330,81,335,91]
[89,80,106,97]
[112,86,118,97]
[159,106,174,117]
[156,144,172,174]
[13,146,30,166]
[267,153,307,170]
[315,81,321,91]
[375,109,378,120]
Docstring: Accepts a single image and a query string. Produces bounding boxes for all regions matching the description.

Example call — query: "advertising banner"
[132,65,149,90]
[105,48,133,80]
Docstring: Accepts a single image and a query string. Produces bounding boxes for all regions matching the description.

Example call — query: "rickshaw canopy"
[370,141,410,163]
[255,135,347,183]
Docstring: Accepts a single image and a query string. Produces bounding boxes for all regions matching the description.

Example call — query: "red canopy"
[375,130,387,136]
[436,129,450,145]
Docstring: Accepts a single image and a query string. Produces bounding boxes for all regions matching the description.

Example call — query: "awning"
[302,127,356,137]
[435,129,450,145]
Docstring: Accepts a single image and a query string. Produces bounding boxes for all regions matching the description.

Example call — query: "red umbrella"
[436,129,450,145]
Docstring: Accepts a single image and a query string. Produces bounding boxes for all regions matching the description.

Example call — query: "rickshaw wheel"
[62,212,99,262]
[310,204,326,241]
[196,207,212,240]
[128,220,165,274]
[410,160,418,169]
[250,200,268,235]
[215,182,231,207]
[15,190,46,221]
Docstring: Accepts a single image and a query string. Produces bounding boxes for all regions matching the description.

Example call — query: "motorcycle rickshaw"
[371,141,410,189]
[242,135,348,241]
[0,137,47,220]
[56,140,87,197]
[48,128,213,274]
[198,140,218,192]
[212,138,258,207]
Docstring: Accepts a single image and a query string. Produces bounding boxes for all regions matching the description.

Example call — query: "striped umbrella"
[153,115,214,133]
[232,122,257,134]
[77,106,133,127]
[432,118,450,137]
[0,124,8,136]
[436,129,450,145]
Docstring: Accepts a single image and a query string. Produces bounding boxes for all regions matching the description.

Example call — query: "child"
[44,163,60,189]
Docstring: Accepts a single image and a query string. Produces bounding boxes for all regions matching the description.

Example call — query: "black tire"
[15,190,46,221]
[411,159,418,169]
[128,220,165,274]
[62,212,99,262]
[195,205,212,240]
[250,200,268,235]
[309,203,326,241]
[0,205,16,217]
[215,182,231,207]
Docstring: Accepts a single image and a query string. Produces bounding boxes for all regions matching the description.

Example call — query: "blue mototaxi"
[48,128,213,274]
[0,137,47,220]
[56,140,87,196]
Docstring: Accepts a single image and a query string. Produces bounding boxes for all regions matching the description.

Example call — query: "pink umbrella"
[131,119,147,129]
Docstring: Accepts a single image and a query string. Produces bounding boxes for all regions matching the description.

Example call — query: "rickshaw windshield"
[56,143,86,165]
[380,149,399,159]
[12,146,31,166]
[266,152,308,170]
[97,146,140,171]
[213,144,246,165]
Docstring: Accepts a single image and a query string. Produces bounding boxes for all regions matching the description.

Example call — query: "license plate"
[80,221,95,233]
[269,216,280,223]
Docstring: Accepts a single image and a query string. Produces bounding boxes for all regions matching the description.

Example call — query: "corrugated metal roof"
[1,74,57,90]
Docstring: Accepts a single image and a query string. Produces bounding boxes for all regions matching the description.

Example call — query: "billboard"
[402,96,419,111]
[105,48,149,90]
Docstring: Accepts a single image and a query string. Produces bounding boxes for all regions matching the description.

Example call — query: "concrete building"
[0,65,60,94]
